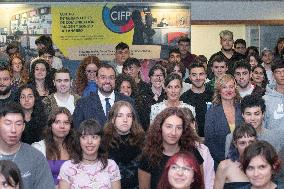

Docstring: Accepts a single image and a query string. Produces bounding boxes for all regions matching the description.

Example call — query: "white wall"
[191,1,284,20]
[191,25,246,59]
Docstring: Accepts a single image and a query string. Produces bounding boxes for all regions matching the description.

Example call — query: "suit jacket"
[204,103,243,169]
[73,91,134,129]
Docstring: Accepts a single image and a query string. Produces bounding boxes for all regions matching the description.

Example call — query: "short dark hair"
[233,60,251,74]
[96,63,116,77]
[241,141,281,174]
[168,48,181,57]
[271,59,284,73]
[211,55,227,65]
[0,65,10,73]
[241,95,266,114]
[5,42,19,54]
[189,62,206,74]
[178,36,191,44]
[148,63,166,78]
[115,42,129,51]
[38,47,55,57]
[233,123,257,143]
[234,39,246,48]
[166,62,186,78]
[0,103,24,120]
[35,35,53,48]
[54,68,71,80]
[123,57,140,69]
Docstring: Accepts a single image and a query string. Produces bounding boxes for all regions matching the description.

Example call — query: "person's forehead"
[1,113,24,121]
[244,106,262,113]
[170,52,180,56]
[236,43,245,47]
[212,61,226,66]
[98,67,115,75]
[178,41,190,45]
[221,35,233,40]
[235,67,249,73]
[55,72,70,80]
[116,48,129,52]
[0,70,10,77]
[190,67,205,73]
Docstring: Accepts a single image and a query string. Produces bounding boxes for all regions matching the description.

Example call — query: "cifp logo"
[102,4,134,34]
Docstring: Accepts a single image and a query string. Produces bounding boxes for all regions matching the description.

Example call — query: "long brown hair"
[44,107,76,160]
[103,101,144,149]
[74,56,101,95]
[9,53,29,86]
[142,107,199,168]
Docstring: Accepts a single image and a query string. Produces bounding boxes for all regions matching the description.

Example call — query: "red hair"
[157,151,204,189]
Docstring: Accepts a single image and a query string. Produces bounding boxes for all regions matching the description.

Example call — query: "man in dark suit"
[73,63,134,129]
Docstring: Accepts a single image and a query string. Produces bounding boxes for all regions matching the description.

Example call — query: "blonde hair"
[212,74,241,105]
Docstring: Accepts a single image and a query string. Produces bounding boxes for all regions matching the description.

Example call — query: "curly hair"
[251,64,269,88]
[212,74,241,105]
[74,56,101,95]
[29,58,55,95]
[166,62,186,78]
[142,107,199,168]
[115,74,137,98]
[103,101,144,150]
[14,84,48,144]
[72,118,108,170]
[43,107,76,160]
[157,152,204,189]
[9,53,29,86]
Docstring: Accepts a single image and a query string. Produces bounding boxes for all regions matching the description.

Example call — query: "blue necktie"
[105,98,111,116]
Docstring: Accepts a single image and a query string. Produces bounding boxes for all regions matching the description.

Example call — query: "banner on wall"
[4,3,191,60]
[51,3,191,60]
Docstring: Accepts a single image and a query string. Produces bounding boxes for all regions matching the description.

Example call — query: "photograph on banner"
[0,3,190,63]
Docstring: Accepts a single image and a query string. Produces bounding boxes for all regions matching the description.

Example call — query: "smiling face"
[162,115,183,146]
[54,72,71,95]
[19,88,35,111]
[189,67,206,89]
[220,79,236,101]
[150,69,164,89]
[96,67,116,95]
[168,157,194,189]
[165,79,182,102]
[52,113,71,140]
[245,155,274,188]
[242,107,264,132]
[80,134,101,159]
[262,51,273,65]
[124,64,140,80]
[113,105,133,135]
[169,52,181,64]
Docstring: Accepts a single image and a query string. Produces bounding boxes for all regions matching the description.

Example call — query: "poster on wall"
[1,3,191,60]
[52,3,191,60]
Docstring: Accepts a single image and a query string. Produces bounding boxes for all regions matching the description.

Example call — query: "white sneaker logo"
[273,104,284,119]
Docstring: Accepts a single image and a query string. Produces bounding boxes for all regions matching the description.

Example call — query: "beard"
[0,85,12,96]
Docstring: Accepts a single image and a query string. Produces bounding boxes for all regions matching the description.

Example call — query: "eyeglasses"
[170,164,192,173]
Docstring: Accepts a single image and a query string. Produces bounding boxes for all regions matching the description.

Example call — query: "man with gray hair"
[208,30,245,77]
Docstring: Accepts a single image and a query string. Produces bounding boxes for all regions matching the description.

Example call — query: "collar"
[97,90,115,101]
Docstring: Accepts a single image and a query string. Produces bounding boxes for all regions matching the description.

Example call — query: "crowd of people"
[0,31,283,189]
